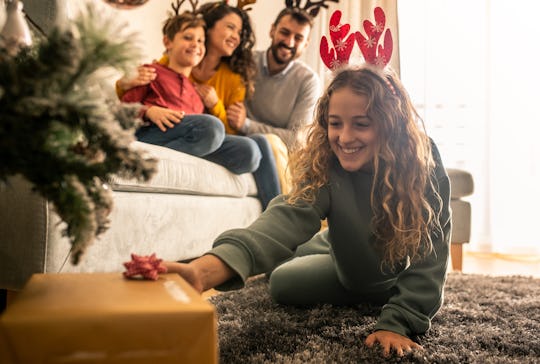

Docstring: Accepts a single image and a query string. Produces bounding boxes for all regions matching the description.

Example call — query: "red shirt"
[121,63,204,115]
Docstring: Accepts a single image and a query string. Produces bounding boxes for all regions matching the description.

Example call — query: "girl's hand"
[194,84,219,109]
[226,102,247,131]
[145,106,184,132]
[365,330,422,357]
[118,65,156,92]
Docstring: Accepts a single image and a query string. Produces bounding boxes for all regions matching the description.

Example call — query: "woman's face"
[207,12,242,57]
[327,87,378,172]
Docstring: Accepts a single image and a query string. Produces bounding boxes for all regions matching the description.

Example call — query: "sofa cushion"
[109,142,258,197]
[447,168,474,199]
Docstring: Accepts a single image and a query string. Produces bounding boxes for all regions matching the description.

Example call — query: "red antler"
[320,10,355,70]
[355,7,393,67]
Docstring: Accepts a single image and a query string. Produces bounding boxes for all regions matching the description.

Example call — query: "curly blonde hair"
[287,65,443,270]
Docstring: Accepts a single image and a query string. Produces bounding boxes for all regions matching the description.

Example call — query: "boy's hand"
[194,84,219,109]
[118,65,156,92]
[227,102,246,131]
[145,106,185,132]
[365,330,422,357]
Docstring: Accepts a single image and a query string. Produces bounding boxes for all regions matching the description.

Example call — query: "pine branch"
[0,3,157,264]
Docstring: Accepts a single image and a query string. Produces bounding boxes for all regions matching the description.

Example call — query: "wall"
[79,0,281,63]
[17,1,396,83]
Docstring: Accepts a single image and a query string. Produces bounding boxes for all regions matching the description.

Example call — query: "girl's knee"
[268,265,296,304]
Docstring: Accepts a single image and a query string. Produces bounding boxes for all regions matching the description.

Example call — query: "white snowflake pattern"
[334,38,349,52]
[329,24,342,33]
[371,22,384,33]
[330,59,341,69]
[364,37,376,48]
[374,55,386,66]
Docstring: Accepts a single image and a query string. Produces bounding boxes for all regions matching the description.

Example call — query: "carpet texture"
[209,273,540,363]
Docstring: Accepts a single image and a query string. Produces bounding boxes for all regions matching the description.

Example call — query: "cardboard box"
[0,273,217,364]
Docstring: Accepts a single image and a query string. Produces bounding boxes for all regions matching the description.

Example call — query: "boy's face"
[327,88,377,172]
[164,26,206,71]
[269,15,311,65]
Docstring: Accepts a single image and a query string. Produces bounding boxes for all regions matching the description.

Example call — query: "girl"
[165,64,451,357]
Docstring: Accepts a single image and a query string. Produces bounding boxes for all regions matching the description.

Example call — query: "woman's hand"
[227,102,246,131]
[365,330,422,357]
[194,84,219,109]
[118,65,157,92]
[145,106,184,132]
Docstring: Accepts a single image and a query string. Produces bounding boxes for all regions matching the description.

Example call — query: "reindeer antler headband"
[320,7,393,70]
[170,0,200,15]
[236,0,257,12]
[285,0,339,18]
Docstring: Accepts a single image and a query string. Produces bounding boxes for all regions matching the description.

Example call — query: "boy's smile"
[164,26,206,76]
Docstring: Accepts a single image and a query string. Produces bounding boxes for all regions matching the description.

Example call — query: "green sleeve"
[374,170,452,337]
[209,191,330,290]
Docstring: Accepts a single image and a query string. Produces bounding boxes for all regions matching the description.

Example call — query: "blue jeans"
[136,116,280,209]
[135,114,225,157]
[205,134,281,209]
[249,134,281,209]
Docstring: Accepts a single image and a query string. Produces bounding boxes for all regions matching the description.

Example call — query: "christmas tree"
[0,5,157,264]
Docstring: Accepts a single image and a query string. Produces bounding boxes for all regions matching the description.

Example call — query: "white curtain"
[399,0,540,255]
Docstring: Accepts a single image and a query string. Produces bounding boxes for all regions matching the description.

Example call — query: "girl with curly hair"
[165,64,451,357]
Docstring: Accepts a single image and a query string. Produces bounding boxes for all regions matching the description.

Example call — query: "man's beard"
[270,42,297,65]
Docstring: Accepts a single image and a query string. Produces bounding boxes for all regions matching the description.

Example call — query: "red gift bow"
[123,253,168,280]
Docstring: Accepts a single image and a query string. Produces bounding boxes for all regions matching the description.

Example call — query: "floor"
[2,251,539,312]
[459,251,540,278]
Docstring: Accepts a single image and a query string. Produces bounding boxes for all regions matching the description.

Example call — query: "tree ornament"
[102,0,150,10]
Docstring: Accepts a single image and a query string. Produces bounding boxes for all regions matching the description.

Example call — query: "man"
[227,7,322,149]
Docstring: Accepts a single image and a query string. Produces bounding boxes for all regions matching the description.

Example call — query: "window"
[399,0,540,254]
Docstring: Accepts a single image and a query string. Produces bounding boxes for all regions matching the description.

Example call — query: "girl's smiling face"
[327,87,378,172]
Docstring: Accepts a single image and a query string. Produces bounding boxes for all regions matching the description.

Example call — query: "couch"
[0,142,262,291]
[446,168,475,271]
[0,142,474,291]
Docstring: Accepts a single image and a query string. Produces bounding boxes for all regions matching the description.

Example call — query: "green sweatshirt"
[210,144,451,337]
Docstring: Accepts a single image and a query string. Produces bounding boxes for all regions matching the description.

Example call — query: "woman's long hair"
[287,65,443,270]
[197,2,256,97]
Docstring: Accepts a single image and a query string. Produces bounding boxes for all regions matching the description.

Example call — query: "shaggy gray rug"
[209,273,540,363]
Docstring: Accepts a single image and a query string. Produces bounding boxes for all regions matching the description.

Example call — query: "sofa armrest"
[0,176,49,290]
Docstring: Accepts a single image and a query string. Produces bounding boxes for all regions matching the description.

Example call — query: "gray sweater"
[244,50,322,148]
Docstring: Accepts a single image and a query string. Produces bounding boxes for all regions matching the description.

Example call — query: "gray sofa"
[0,142,474,291]
[0,142,262,290]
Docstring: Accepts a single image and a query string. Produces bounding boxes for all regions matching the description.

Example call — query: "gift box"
[0,273,217,364]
